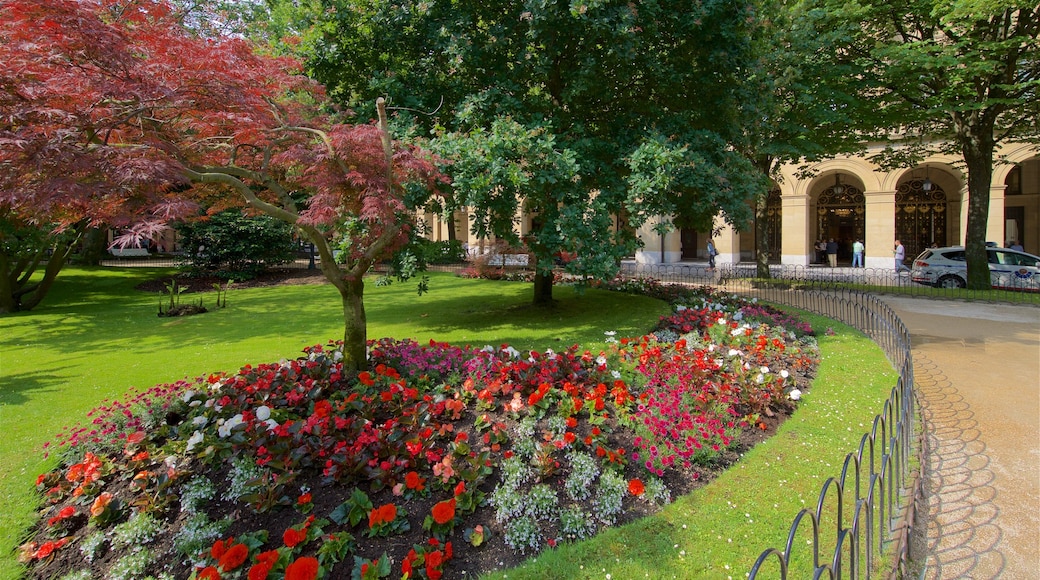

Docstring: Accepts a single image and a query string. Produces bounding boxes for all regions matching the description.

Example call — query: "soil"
[136,268,329,294]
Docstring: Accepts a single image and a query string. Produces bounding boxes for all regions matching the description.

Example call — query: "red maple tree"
[0,0,443,369]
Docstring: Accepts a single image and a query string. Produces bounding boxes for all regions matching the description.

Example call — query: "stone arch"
[893,166,952,258]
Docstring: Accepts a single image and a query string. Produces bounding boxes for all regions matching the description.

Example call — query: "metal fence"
[623,263,924,579]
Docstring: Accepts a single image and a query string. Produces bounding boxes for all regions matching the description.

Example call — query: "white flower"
[186,430,204,452]
[264,419,279,431]
[760,366,769,374]
[780,369,790,379]
[504,346,520,358]
[181,390,196,403]
[717,318,727,326]
[756,374,765,384]
[604,330,617,336]
[676,305,687,312]
[218,413,244,438]
[596,355,608,366]
[192,416,208,427]
[333,350,344,362]
[789,389,802,401]
[255,405,271,421]
[188,400,202,408]
[611,370,621,379]
[731,327,744,336]
[481,345,496,353]
[727,349,740,357]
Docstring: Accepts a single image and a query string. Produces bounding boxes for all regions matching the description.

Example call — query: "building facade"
[632,141,1040,268]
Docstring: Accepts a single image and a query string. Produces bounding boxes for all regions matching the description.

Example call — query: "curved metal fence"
[624,263,925,579]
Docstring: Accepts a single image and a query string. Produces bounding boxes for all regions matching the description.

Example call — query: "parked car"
[911,245,1040,291]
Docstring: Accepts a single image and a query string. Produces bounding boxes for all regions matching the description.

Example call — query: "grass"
[0,267,671,580]
[0,268,896,579]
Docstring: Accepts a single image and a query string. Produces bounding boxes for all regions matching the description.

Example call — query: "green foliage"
[175,210,297,280]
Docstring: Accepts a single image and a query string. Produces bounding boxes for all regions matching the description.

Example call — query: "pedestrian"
[894,239,908,273]
[706,239,717,270]
[826,238,838,268]
[852,239,864,268]
[1011,240,1024,252]
[815,239,826,264]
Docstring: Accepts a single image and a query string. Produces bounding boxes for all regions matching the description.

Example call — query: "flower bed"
[22,282,818,580]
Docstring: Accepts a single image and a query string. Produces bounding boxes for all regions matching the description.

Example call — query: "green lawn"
[0,267,671,579]
[0,267,895,579]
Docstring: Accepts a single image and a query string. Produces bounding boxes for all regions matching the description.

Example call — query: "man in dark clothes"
[826,238,838,267]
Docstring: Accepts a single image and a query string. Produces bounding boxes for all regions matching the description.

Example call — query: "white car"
[911,245,1040,291]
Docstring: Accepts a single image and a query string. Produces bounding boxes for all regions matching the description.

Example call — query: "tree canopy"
[812,0,1039,288]
[293,0,767,302]
[0,0,442,369]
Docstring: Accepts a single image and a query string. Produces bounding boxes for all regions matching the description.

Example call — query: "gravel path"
[882,297,1040,579]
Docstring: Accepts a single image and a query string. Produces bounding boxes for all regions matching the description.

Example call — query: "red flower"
[218,543,249,571]
[628,478,645,496]
[445,541,453,560]
[453,481,466,497]
[405,471,425,491]
[285,556,319,580]
[248,563,272,580]
[197,566,221,580]
[431,498,456,525]
[563,432,576,444]
[211,538,232,560]
[283,527,307,548]
[297,492,312,505]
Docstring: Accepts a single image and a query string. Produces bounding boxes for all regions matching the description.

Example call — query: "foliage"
[0,213,82,313]
[0,0,443,369]
[292,0,766,304]
[809,0,1040,289]
[175,210,297,280]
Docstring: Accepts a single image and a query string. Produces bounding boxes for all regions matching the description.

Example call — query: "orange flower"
[255,550,281,567]
[211,538,231,560]
[197,566,221,580]
[431,498,456,525]
[628,478,645,496]
[285,556,319,580]
[297,492,312,505]
[368,503,397,528]
[218,543,249,571]
[89,492,113,517]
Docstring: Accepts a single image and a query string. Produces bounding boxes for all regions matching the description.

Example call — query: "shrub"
[175,210,297,280]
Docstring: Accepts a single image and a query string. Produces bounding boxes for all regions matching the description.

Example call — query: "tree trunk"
[754,196,771,278]
[339,275,368,372]
[78,227,109,266]
[15,239,76,311]
[957,122,996,290]
[533,271,554,306]
[753,156,774,279]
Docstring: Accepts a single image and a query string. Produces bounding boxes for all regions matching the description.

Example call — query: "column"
[712,217,741,265]
[863,190,896,269]
[780,194,811,265]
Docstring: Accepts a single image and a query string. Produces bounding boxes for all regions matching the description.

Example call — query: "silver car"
[911,245,1040,291]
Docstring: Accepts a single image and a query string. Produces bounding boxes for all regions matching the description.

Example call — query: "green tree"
[297,0,766,303]
[736,0,868,277]
[815,1,1039,289]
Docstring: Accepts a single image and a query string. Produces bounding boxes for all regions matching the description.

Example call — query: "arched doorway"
[895,175,947,261]
[815,174,865,263]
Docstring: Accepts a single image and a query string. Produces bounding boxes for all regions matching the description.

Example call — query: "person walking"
[852,239,864,268]
[894,239,908,273]
[706,239,717,270]
[826,238,838,268]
